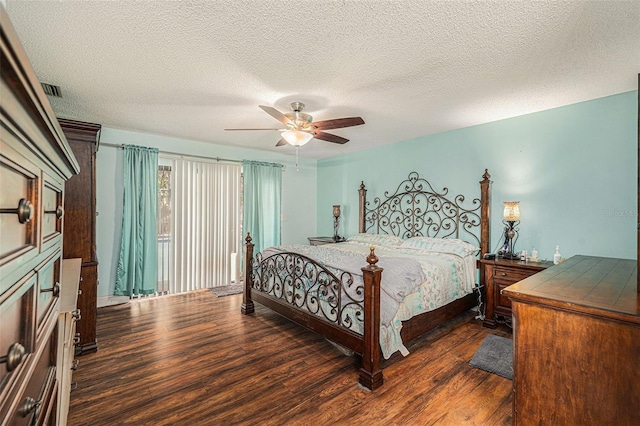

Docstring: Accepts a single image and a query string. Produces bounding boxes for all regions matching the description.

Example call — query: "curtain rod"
[100,142,243,165]
[100,142,286,170]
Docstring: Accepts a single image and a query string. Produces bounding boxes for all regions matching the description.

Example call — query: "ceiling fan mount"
[224,101,365,147]
[283,102,313,130]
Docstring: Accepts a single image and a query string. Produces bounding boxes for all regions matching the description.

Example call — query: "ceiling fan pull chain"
[296,146,299,172]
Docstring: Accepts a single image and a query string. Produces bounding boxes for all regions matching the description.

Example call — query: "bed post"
[358,181,366,233]
[241,233,255,315]
[359,246,383,391]
[479,169,492,286]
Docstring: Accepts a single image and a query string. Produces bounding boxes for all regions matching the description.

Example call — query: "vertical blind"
[168,158,242,293]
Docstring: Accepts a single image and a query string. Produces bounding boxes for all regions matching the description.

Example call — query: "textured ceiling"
[5,1,640,159]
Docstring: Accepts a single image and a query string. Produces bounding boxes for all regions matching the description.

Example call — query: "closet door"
[59,119,101,354]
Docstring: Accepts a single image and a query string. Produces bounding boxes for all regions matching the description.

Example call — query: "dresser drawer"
[0,274,37,393]
[7,328,58,426]
[36,253,61,334]
[41,178,63,245]
[0,148,40,294]
[493,266,533,283]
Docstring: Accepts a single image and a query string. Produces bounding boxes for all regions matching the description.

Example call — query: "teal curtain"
[115,145,159,296]
[242,160,282,254]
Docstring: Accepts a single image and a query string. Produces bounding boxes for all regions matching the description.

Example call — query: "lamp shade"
[503,201,520,221]
[282,130,313,146]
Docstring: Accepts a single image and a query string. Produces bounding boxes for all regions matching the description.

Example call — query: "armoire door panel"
[62,139,95,263]
[76,264,98,353]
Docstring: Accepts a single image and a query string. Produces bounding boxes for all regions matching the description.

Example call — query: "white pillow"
[347,233,405,247]
[400,236,479,256]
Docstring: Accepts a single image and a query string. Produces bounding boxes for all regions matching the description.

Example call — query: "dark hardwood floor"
[68,290,512,425]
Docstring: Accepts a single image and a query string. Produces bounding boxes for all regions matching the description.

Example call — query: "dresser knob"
[56,205,64,219]
[72,309,82,321]
[41,282,60,297]
[71,359,79,371]
[501,272,507,276]
[18,396,40,417]
[17,198,33,223]
[0,198,34,223]
[0,342,26,372]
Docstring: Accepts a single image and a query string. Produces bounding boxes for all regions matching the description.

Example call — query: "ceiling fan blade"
[313,131,349,144]
[311,117,364,130]
[259,105,292,125]
[275,138,288,147]
[224,128,283,131]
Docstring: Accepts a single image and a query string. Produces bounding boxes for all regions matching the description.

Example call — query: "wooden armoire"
[59,119,101,355]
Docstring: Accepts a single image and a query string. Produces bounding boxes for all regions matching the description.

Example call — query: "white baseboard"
[97,295,130,308]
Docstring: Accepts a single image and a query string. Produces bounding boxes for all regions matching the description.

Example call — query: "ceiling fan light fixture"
[282,130,313,146]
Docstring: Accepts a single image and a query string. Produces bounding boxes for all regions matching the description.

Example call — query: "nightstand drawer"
[493,266,532,282]
[497,283,513,309]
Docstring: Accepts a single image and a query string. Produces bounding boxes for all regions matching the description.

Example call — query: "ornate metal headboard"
[358,170,491,257]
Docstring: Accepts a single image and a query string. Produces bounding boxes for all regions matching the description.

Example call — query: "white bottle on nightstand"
[553,246,562,264]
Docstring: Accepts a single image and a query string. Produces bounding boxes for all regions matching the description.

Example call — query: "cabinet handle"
[56,205,64,219]
[71,359,79,371]
[73,333,81,345]
[70,382,78,392]
[0,198,33,223]
[72,309,82,321]
[0,342,26,372]
[40,282,60,297]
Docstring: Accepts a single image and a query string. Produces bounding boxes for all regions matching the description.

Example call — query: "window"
[157,164,172,294]
[157,158,242,294]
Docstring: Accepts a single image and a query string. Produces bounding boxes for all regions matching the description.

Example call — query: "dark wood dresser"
[503,255,639,425]
[0,5,79,424]
[59,119,101,355]
[480,258,553,328]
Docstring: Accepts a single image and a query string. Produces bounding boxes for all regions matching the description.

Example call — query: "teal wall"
[317,91,638,262]
[96,91,637,297]
[96,127,317,297]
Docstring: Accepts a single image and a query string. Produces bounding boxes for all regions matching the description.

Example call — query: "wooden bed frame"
[241,170,492,390]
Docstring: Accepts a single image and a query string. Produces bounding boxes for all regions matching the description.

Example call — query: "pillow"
[400,236,479,256]
[347,233,405,247]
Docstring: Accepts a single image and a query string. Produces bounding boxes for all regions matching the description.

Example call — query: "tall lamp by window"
[498,201,520,259]
[333,205,341,241]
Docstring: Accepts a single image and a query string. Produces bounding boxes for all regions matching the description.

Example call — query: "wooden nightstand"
[481,257,554,328]
[307,236,346,246]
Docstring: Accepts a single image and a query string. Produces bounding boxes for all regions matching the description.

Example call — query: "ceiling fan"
[225,102,365,147]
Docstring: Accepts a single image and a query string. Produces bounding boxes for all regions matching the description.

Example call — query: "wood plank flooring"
[68,290,512,425]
